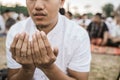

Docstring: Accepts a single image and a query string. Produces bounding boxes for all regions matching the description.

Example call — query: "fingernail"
[36,30,40,33]
[21,33,25,37]
[41,31,46,35]
[15,34,19,38]
[36,31,40,36]
[32,34,35,39]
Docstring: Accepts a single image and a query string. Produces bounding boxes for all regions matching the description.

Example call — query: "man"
[2,10,17,34]
[5,17,16,33]
[6,0,91,80]
[78,14,91,29]
[87,13,109,46]
[2,10,11,22]
[105,17,116,35]
[0,15,5,34]
[107,15,120,47]
[65,11,73,20]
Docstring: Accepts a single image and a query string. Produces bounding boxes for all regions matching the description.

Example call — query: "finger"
[10,34,19,57]
[30,41,37,66]
[15,33,26,57]
[32,35,41,66]
[36,31,48,58]
[40,31,54,58]
[53,47,59,57]
[27,52,33,64]
[21,34,29,57]
[26,41,33,64]
[27,42,31,56]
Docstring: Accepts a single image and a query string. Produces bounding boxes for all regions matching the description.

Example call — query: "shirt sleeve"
[87,22,93,39]
[87,22,92,32]
[6,26,22,69]
[68,30,91,72]
[104,23,109,31]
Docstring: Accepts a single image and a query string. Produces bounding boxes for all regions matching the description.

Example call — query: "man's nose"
[34,0,45,11]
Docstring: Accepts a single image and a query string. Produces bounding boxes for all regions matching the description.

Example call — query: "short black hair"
[95,13,102,19]
[2,9,11,14]
[5,9,11,13]
[59,8,65,15]
[83,14,87,16]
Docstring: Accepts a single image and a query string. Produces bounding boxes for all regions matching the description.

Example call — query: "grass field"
[0,37,120,80]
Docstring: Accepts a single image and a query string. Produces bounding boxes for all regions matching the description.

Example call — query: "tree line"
[0,5,28,16]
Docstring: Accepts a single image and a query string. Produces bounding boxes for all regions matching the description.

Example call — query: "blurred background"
[0,0,120,80]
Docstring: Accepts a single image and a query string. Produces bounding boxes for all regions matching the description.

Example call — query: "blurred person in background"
[105,17,116,35]
[87,13,109,46]
[0,14,5,35]
[78,14,91,29]
[2,10,11,22]
[65,11,73,20]
[5,17,16,34]
[17,13,29,22]
[2,10,16,34]
[107,15,120,47]
[11,12,19,21]
[19,13,28,21]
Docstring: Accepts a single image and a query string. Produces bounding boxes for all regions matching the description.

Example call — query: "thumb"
[53,47,59,57]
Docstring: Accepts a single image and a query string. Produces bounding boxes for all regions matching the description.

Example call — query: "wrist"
[22,65,35,71]
[41,64,56,71]
[22,67,35,75]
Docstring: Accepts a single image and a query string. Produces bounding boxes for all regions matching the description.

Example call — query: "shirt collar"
[29,13,63,38]
[47,13,62,38]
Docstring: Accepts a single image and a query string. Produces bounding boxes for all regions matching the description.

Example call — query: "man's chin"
[36,24,49,30]
[35,22,46,27]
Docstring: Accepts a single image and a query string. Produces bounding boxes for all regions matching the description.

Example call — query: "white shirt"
[6,14,91,80]
[105,21,116,34]
[77,19,91,27]
[0,15,5,34]
[111,24,120,37]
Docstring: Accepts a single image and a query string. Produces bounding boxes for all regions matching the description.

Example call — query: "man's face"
[82,15,87,19]
[93,15,101,23]
[26,0,64,27]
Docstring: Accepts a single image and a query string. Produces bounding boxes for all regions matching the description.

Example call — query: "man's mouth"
[34,12,47,16]
[33,13,47,19]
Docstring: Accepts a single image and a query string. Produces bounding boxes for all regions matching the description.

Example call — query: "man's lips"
[33,13,47,19]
